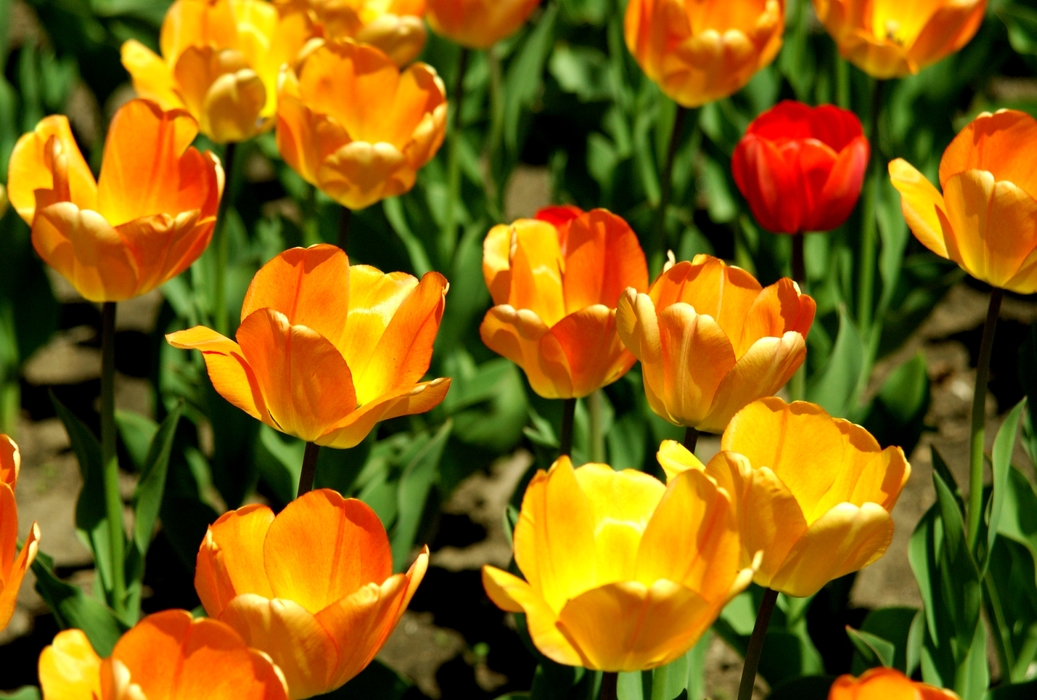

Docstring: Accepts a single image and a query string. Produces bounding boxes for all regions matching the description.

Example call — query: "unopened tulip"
[813,0,987,79]
[1,435,39,632]
[624,0,785,108]
[829,667,959,700]
[277,39,447,210]
[195,489,428,698]
[659,397,910,597]
[733,100,870,234]
[426,0,540,49]
[890,110,1037,294]
[6,99,223,303]
[481,208,649,399]
[482,456,753,671]
[167,244,449,448]
[616,255,814,434]
[121,0,311,143]
[38,610,289,699]
[277,0,427,66]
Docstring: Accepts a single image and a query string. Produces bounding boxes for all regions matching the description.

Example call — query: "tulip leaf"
[846,626,895,669]
[130,403,180,555]
[806,306,865,419]
[984,537,1037,683]
[999,4,1037,56]
[391,420,452,571]
[850,607,920,675]
[996,466,1037,587]
[931,446,964,513]
[986,399,1026,569]
[0,688,41,700]
[617,672,644,700]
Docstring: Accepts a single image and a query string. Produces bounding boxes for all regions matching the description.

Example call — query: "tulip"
[616,255,815,434]
[890,110,1037,294]
[480,208,649,400]
[167,244,449,449]
[426,0,541,49]
[812,0,987,79]
[829,667,959,700]
[482,456,754,671]
[1,435,39,632]
[732,100,870,234]
[658,397,910,597]
[38,610,289,699]
[195,489,428,698]
[6,99,223,303]
[624,0,785,108]
[277,0,427,66]
[276,39,448,210]
[121,0,311,143]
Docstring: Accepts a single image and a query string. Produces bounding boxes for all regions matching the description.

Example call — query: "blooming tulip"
[6,99,223,303]
[829,668,959,700]
[482,456,754,671]
[167,244,449,448]
[195,489,428,698]
[277,0,427,66]
[616,255,814,434]
[1,435,39,632]
[890,110,1037,295]
[732,100,870,234]
[658,397,910,597]
[624,0,785,108]
[480,208,649,399]
[812,0,987,79]
[276,39,447,210]
[38,610,289,699]
[121,0,311,143]
[426,0,541,49]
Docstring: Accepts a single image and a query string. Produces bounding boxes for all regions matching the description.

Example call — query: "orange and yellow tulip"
[425,0,540,49]
[1,435,39,633]
[890,110,1037,294]
[121,0,311,143]
[624,0,785,108]
[812,0,987,79]
[277,39,447,210]
[6,99,223,303]
[829,667,959,700]
[659,397,910,598]
[483,456,754,672]
[616,255,815,434]
[195,489,428,699]
[480,207,649,399]
[38,610,289,699]
[277,0,427,66]
[167,244,449,448]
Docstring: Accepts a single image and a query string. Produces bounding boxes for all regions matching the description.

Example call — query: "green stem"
[984,570,1018,682]
[337,207,353,250]
[684,426,699,454]
[559,398,576,459]
[298,442,321,498]
[442,46,470,265]
[649,106,692,277]
[835,55,851,110]
[737,588,778,700]
[856,80,884,332]
[100,302,127,617]
[213,142,239,337]
[967,287,1004,550]
[600,672,618,700]
[588,390,605,463]
[791,234,806,287]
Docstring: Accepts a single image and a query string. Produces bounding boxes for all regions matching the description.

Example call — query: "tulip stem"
[967,287,1004,550]
[683,426,699,454]
[442,46,471,265]
[100,302,127,618]
[338,207,352,250]
[588,390,606,463]
[791,235,806,287]
[298,442,321,498]
[649,106,694,277]
[600,671,618,700]
[559,398,576,458]
[737,587,778,700]
[213,141,238,337]
[856,79,884,331]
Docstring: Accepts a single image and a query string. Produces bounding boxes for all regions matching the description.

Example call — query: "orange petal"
[561,209,649,312]
[939,110,1037,197]
[0,435,19,487]
[121,40,184,111]
[479,306,574,399]
[317,141,412,209]
[616,290,671,423]
[889,158,951,259]
[813,422,911,520]
[650,257,763,344]
[116,212,215,297]
[0,488,38,631]
[830,666,960,700]
[508,219,566,327]
[355,14,427,67]
[549,306,636,398]
[318,378,451,449]
[7,115,97,223]
[483,223,514,306]
[38,629,103,700]
[736,278,815,357]
[276,91,350,188]
[196,504,276,618]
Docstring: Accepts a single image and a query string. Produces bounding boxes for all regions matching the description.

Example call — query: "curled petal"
[549,306,636,398]
[7,115,97,223]
[0,491,38,631]
[318,378,451,449]
[317,141,411,210]
[116,212,215,297]
[483,224,514,305]
[480,306,573,399]
[939,109,1037,196]
[355,14,428,67]
[0,435,19,487]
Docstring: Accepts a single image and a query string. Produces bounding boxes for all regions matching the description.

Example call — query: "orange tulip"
[659,398,910,597]
[277,39,447,210]
[121,0,311,143]
[480,207,649,399]
[1,435,39,633]
[482,456,754,672]
[616,255,815,434]
[890,110,1037,295]
[812,0,987,79]
[38,610,289,699]
[829,668,959,700]
[277,0,427,66]
[6,99,223,303]
[425,0,541,49]
[167,244,449,448]
[624,0,785,108]
[195,489,428,698]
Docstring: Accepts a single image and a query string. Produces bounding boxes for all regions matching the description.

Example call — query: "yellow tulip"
[483,456,754,672]
[277,0,427,66]
[121,0,311,143]
[1,435,40,633]
[659,398,910,597]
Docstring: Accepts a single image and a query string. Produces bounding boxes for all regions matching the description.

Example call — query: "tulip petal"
[116,212,214,297]
[165,326,272,427]
[160,0,239,66]
[509,219,567,328]
[562,209,649,311]
[655,439,706,483]
[549,305,635,398]
[483,223,514,306]
[480,306,574,399]
[338,265,419,377]
[731,133,801,233]
[939,109,1037,198]
[768,502,894,597]
[276,92,349,188]
[121,40,184,111]
[7,115,97,223]
[829,666,958,700]
[651,258,763,344]
[318,377,451,449]
[318,141,412,209]
[616,290,671,422]
[907,0,987,86]
[196,504,276,618]
[0,435,19,487]
[808,134,870,232]
[355,14,428,67]
[0,485,38,630]
[38,629,103,700]
[889,158,951,259]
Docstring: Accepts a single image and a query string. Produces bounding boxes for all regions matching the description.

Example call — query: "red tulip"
[732,100,869,234]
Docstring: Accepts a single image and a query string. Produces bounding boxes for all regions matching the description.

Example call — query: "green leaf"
[999,4,1037,55]
[115,410,158,471]
[391,420,452,571]
[846,626,895,669]
[131,403,181,556]
[806,306,865,418]
[931,447,963,513]
[0,688,42,700]
[987,399,1026,568]
[853,607,920,674]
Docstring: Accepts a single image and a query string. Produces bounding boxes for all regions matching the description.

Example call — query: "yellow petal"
[317,141,411,209]
[889,158,951,259]
[121,40,185,111]
[508,219,567,328]
[655,439,706,483]
[38,629,103,700]
[616,290,672,423]
[731,462,809,589]
[338,265,418,378]
[7,115,97,224]
[204,68,269,143]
